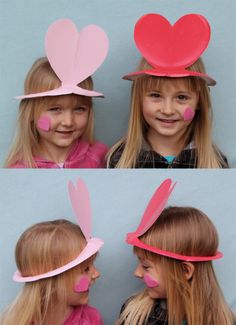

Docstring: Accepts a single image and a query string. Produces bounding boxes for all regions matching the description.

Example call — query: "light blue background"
[0,170,235,324]
[0,0,236,166]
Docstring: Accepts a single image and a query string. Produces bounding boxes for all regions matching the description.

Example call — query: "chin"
[147,288,164,300]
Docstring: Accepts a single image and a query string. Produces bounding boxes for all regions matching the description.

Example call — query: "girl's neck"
[43,304,73,325]
[37,140,76,164]
[147,129,186,157]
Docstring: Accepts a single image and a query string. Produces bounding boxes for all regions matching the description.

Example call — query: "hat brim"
[15,85,104,100]
[13,237,103,282]
[126,233,222,262]
[123,69,216,86]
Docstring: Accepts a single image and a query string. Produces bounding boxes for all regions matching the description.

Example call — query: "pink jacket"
[64,305,103,325]
[11,140,108,168]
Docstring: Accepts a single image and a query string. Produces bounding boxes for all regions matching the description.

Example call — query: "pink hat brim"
[126,234,223,262]
[13,237,103,282]
[15,85,104,100]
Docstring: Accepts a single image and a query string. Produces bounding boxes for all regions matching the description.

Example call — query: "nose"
[61,111,73,127]
[91,266,100,280]
[161,99,174,115]
[134,264,143,279]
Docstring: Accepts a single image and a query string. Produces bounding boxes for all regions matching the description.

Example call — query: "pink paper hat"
[126,179,223,262]
[123,14,216,86]
[13,179,104,282]
[16,19,109,99]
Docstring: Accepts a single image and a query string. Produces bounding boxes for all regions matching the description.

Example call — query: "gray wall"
[1,0,236,166]
[0,170,235,324]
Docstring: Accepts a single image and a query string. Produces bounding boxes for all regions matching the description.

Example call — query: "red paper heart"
[134,14,210,69]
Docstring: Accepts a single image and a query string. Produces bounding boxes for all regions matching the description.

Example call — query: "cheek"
[74,276,90,293]
[143,274,160,288]
[183,107,195,121]
[74,113,89,129]
[37,115,51,132]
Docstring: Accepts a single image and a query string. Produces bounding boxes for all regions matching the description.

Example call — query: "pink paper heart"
[183,107,195,121]
[143,274,159,288]
[37,116,50,131]
[134,14,210,69]
[46,20,109,85]
[74,276,90,292]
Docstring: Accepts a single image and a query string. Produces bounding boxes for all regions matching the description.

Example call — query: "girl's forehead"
[45,94,90,106]
[143,77,196,93]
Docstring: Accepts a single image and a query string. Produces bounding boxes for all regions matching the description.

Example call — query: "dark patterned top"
[120,299,168,325]
[108,142,228,168]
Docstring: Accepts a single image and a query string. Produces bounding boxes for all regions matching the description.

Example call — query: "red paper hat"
[123,14,216,86]
[126,179,223,262]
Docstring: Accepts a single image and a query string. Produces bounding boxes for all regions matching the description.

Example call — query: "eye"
[177,94,189,101]
[148,92,161,98]
[48,106,61,112]
[142,264,150,270]
[74,106,88,113]
[84,266,90,273]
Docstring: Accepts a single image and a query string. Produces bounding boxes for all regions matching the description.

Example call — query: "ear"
[182,262,195,280]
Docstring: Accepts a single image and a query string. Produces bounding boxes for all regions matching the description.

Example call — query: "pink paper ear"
[134,13,210,69]
[74,276,90,292]
[143,274,159,288]
[68,179,91,240]
[37,116,51,131]
[136,179,175,236]
[45,19,109,85]
[183,107,195,121]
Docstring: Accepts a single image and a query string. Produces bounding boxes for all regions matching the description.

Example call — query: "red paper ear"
[134,13,210,69]
[136,179,175,236]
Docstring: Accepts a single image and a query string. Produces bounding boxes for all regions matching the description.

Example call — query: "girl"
[118,179,236,325]
[0,179,104,325]
[5,19,109,168]
[107,14,228,168]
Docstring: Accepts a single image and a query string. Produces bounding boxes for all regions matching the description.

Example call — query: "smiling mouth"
[156,118,179,123]
[55,130,74,134]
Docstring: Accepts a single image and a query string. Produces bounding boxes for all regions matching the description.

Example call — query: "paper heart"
[143,274,159,288]
[136,179,175,236]
[37,116,50,131]
[134,14,210,69]
[74,276,90,292]
[46,19,109,85]
[183,107,195,121]
[68,179,91,240]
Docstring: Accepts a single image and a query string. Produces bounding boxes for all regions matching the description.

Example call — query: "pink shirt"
[11,140,108,168]
[63,305,103,325]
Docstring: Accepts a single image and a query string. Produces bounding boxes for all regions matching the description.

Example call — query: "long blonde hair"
[5,57,95,168]
[107,58,226,168]
[118,207,236,325]
[0,219,94,325]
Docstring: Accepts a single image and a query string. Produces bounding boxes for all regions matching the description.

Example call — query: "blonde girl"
[0,179,104,325]
[5,19,109,168]
[107,14,228,168]
[118,179,235,325]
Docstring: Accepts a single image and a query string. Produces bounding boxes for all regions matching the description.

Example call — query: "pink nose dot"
[183,107,195,121]
[37,116,50,131]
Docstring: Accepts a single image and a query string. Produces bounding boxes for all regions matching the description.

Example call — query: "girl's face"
[142,78,199,142]
[134,254,166,299]
[67,261,100,307]
[36,95,90,156]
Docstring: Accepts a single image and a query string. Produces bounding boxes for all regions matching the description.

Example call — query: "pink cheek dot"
[37,116,51,131]
[74,276,90,293]
[183,107,195,121]
[143,274,159,288]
